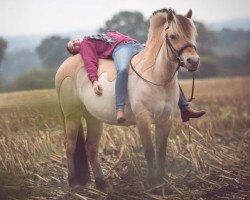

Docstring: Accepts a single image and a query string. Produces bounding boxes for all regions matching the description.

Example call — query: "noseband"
[165,34,197,68]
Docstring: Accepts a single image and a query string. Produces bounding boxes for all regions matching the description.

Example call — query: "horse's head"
[164,9,199,72]
[148,9,199,72]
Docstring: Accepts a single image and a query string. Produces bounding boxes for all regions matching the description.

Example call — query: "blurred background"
[0,0,249,92]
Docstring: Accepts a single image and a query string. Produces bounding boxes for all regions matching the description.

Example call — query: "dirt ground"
[0,77,250,200]
[24,128,250,200]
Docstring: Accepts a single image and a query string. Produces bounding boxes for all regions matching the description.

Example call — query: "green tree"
[195,22,219,77]
[36,35,70,68]
[9,68,56,91]
[216,29,250,76]
[0,37,7,64]
[1,50,41,82]
[0,37,8,90]
[99,11,148,43]
[195,22,218,55]
[243,47,250,70]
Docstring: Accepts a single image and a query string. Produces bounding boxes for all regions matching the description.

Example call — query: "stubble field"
[0,76,249,200]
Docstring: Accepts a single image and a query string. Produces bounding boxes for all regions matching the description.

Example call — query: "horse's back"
[55,52,146,93]
[55,54,136,125]
[55,54,83,94]
[55,55,117,90]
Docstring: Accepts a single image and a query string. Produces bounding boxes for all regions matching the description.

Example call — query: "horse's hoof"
[68,177,82,189]
[70,184,82,191]
[68,175,90,188]
[145,176,158,188]
[95,178,113,194]
[156,176,164,184]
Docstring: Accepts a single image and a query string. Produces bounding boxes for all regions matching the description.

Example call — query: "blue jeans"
[112,41,144,111]
[178,85,189,112]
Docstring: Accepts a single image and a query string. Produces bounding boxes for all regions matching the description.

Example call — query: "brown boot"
[117,110,126,123]
[181,107,206,122]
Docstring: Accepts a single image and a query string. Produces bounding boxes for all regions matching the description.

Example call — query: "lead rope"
[188,72,195,102]
[186,72,196,144]
[187,122,192,143]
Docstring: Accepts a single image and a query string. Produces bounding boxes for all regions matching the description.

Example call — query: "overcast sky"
[1,0,249,36]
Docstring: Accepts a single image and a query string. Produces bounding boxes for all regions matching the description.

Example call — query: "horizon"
[1,0,250,36]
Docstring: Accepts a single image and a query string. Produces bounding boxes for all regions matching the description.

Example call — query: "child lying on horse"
[66,31,205,123]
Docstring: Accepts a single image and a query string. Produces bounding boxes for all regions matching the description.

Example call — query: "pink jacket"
[79,31,136,82]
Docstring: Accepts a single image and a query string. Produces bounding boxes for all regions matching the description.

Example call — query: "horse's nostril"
[187,58,199,66]
[194,58,200,66]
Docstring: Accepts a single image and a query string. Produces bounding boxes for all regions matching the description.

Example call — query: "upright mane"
[171,13,197,43]
[148,8,197,42]
[147,8,172,42]
[131,8,197,73]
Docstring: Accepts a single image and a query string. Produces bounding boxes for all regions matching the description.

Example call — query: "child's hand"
[92,81,103,95]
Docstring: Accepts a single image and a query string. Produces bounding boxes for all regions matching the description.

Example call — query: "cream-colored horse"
[55,8,199,191]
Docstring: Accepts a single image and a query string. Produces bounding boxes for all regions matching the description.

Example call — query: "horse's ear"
[185,9,192,19]
[167,11,174,23]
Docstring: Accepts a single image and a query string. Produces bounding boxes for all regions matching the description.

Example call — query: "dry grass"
[0,76,249,200]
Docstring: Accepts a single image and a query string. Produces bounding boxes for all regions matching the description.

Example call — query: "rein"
[130,58,180,87]
[188,72,195,102]
[130,35,197,102]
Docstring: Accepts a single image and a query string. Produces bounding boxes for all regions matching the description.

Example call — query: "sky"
[0,0,250,36]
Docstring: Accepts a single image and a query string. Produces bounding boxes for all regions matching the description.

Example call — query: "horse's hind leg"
[155,118,172,182]
[59,77,90,187]
[84,110,112,193]
[64,111,83,187]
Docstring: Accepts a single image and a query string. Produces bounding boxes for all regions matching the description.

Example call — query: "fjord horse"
[55,8,199,191]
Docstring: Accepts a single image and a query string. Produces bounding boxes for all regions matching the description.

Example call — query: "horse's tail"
[74,122,90,186]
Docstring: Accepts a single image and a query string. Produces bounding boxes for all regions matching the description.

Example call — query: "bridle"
[165,34,197,101]
[131,35,197,83]
[165,34,196,69]
[130,32,197,101]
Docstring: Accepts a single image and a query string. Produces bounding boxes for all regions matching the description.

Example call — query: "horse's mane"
[147,8,172,42]
[148,8,197,43]
[131,8,197,73]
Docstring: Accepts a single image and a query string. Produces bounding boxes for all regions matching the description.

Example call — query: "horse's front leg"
[155,118,172,182]
[136,111,155,184]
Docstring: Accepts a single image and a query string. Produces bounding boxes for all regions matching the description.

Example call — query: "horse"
[55,8,199,191]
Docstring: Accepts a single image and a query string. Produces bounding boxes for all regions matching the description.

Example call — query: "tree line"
[0,38,7,90]
[0,11,249,91]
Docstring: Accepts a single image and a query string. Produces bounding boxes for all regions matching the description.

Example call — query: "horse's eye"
[170,34,177,40]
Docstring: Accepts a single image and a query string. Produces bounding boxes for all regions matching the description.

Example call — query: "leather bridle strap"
[130,35,197,98]
[165,35,197,102]
[178,43,196,56]
[165,35,197,68]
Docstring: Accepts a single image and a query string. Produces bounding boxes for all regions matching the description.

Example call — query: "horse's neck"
[131,28,164,73]
[132,26,178,87]
[152,45,178,86]
[132,43,178,88]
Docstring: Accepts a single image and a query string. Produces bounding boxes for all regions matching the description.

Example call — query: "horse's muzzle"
[186,57,200,72]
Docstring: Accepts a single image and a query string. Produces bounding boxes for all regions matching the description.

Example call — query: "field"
[0,76,249,200]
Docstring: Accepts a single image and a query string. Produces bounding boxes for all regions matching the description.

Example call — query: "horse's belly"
[77,71,136,125]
